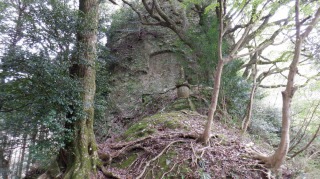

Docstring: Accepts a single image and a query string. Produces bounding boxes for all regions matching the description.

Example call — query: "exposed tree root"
[110,136,152,149]
[245,145,275,168]
[136,140,185,179]
[99,166,121,179]
[97,114,278,178]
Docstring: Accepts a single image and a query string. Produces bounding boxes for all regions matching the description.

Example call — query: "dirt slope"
[97,110,279,179]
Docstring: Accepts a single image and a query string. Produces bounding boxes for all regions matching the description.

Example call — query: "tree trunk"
[291,120,320,158]
[0,135,9,179]
[256,1,320,170]
[18,133,27,178]
[242,62,257,133]
[199,0,225,144]
[199,59,224,144]
[62,0,99,178]
[26,129,38,173]
[14,145,22,178]
[241,84,257,133]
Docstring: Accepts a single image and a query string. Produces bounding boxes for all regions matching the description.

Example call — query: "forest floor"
[96,110,293,179]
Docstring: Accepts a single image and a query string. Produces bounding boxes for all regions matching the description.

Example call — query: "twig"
[190,142,198,167]
[128,154,140,170]
[160,162,177,179]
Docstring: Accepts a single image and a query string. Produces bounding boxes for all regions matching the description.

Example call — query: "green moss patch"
[145,150,189,179]
[147,112,184,129]
[113,153,138,169]
[167,98,192,111]
[123,111,192,141]
[123,121,156,141]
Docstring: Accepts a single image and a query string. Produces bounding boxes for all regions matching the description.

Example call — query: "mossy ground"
[113,153,138,169]
[123,111,193,141]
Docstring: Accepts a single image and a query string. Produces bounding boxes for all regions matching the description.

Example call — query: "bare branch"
[259,84,287,88]
[291,102,320,159]
[300,7,320,39]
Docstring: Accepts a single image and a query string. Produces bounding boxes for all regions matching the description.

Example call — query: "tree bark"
[0,135,9,179]
[18,133,27,178]
[199,59,224,144]
[199,0,225,144]
[62,0,99,178]
[242,61,258,133]
[26,128,38,173]
[256,1,320,170]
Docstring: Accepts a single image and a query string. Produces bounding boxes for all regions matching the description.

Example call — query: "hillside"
[96,110,292,179]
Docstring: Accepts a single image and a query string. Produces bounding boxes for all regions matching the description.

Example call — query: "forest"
[0,0,320,178]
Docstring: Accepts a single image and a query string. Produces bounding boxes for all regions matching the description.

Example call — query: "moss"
[188,98,196,111]
[146,150,177,178]
[150,150,192,178]
[113,154,138,169]
[148,112,184,129]
[123,121,156,141]
[179,163,192,174]
[167,98,192,111]
[123,111,191,141]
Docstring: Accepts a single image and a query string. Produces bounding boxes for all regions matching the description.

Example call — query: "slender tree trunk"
[242,63,257,133]
[291,121,320,158]
[62,0,99,178]
[289,114,311,152]
[289,102,318,153]
[199,59,224,144]
[25,128,38,173]
[199,0,225,144]
[18,133,27,178]
[0,151,9,179]
[14,145,22,178]
[0,135,9,179]
[256,1,320,170]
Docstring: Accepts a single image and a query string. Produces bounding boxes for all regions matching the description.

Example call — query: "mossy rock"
[123,111,189,141]
[123,121,156,141]
[166,96,209,113]
[166,98,193,111]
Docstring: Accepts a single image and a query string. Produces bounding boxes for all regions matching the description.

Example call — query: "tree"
[255,0,320,170]
[0,0,101,177]
[120,0,292,144]
[62,0,100,178]
[199,0,290,144]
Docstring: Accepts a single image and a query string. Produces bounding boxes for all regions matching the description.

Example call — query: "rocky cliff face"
[105,27,184,128]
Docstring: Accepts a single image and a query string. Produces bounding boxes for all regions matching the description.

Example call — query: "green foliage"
[221,60,251,117]
[250,101,281,145]
[204,2,220,14]
[108,7,138,41]
[0,0,80,162]
[94,44,111,141]
[0,50,80,158]
[173,12,250,120]
[181,15,223,85]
